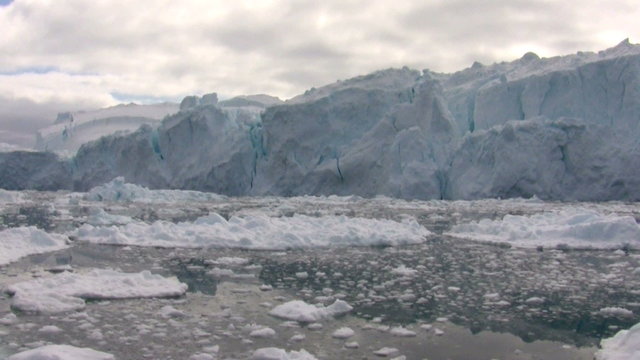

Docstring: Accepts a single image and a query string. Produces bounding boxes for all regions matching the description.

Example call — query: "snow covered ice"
[268,300,353,322]
[5,269,187,313]
[72,212,429,249]
[596,321,640,360]
[447,208,640,249]
[7,344,115,360]
[0,227,69,266]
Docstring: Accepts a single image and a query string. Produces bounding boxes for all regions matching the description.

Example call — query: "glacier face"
[3,41,640,201]
[36,102,179,157]
[253,68,458,199]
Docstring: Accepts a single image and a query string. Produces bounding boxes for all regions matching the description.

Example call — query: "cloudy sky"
[0,0,639,147]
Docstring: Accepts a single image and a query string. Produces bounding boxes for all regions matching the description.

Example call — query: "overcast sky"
[0,0,639,146]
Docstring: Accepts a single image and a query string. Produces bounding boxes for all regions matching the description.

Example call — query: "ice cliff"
[2,40,640,201]
[36,102,180,157]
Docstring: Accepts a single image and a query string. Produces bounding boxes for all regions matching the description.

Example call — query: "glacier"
[1,40,640,200]
[36,102,180,157]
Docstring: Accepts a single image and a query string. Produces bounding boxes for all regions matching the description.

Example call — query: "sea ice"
[269,300,353,322]
[83,177,225,203]
[251,347,318,360]
[0,227,69,266]
[73,213,429,249]
[7,344,115,360]
[5,269,187,313]
[447,209,640,248]
[595,322,640,360]
[331,327,355,339]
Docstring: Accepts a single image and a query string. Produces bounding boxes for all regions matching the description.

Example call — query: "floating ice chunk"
[158,305,187,319]
[251,347,318,360]
[0,189,24,203]
[390,265,418,277]
[345,341,359,349]
[447,209,640,249]
[86,208,135,226]
[7,344,115,360]
[73,213,429,249]
[84,177,224,203]
[213,257,250,265]
[5,269,187,314]
[0,313,18,325]
[525,297,545,305]
[0,227,69,266]
[595,322,640,360]
[598,307,634,318]
[189,354,215,360]
[390,327,417,337]
[250,327,276,338]
[373,347,399,356]
[332,327,355,339]
[37,325,63,334]
[269,300,353,322]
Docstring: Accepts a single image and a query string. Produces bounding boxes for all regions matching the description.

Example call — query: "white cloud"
[0,0,639,146]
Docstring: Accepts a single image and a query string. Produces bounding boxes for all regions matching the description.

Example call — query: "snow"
[83,177,225,202]
[595,322,640,360]
[447,209,640,249]
[251,348,318,360]
[5,269,187,313]
[73,213,429,249]
[269,300,353,322]
[0,227,69,266]
[36,102,179,156]
[7,344,115,360]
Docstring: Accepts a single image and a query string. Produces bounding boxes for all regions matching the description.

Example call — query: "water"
[1,192,639,358]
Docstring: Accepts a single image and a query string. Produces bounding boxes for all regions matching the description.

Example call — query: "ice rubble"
[268,300,353,322]
[447,208,640,248]
[0,227,69,266]
[5,269,187,313]
[0,188,24,203]
[83,176,225,202]
[2,41,640,200]
[7,344,115,360]
[251,347,318,360]
[595,322,640,360]
[73,213,429,249]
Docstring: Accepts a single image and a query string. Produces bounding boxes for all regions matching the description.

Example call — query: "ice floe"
[82,177,225,203]
[73,213,429,249]
[447,209,640,248]
[0,227,69,266]
[269,300,353,322]
[7,344,115,360]
[251,347,318,360]
[5,269,187,313]
[0,189,24,203]
[595,322,640,360]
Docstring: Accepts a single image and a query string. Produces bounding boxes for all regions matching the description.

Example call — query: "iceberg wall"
[1,41,640,201]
